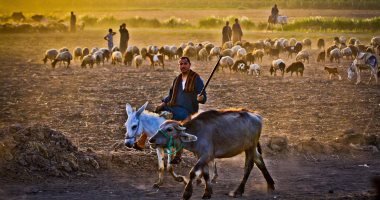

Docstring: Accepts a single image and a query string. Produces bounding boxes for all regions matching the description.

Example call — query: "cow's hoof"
[202,192,212,199]
[183,190,192,200]
[228,190,242,197]
[268,184,275,192]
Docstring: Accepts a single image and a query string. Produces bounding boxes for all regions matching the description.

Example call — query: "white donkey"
[124,102,185,188]
[347,52,378,84]
[124,102,218,188]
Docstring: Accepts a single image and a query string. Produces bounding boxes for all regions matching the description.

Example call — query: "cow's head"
[149,120,197,149]
[124,102,148,147]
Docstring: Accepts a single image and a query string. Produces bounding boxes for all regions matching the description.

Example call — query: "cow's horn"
[174,124,186,131]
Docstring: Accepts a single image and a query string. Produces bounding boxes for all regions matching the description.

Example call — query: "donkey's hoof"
[153,183,161,189]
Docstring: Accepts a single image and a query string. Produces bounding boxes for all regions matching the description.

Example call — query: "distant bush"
[162,17,192,28]
[199,15,256,30]
[283,17,380,31]
[80,15,98,26]
[125,16,160,28]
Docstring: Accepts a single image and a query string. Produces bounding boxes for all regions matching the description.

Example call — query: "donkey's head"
[149,120,197,149]
[124,102,148,147]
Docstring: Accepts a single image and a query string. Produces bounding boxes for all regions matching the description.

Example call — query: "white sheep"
[91,47,99,54]
[208,47,221,60]
[59,47,69,53]
[329,48,342,63]
[371,36,380,47]
[198,48,209,61]
[270,59,286,77]
[340,47,353,59]
[81,47,90,60]
[295,50,310,63]
[222,41,233,50]
[81,54,95,68]
[253,49,264,63]
[51,51,73,68]
[221,49,234,58]
[111,51,123,65]
[248,64,261,77]
[43,49,58,64]
[92,50,104,66]
[236,48,247,60]
[133,54,143,68]
[289,38,297,46]
[73,47,82,61]
[219,56,234,72]
[231,45,242,57]
[111,46,120,52]
[183,46,197,58]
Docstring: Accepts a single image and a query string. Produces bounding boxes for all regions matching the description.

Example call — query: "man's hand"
[197,95,204,102]
[154,102,166,113]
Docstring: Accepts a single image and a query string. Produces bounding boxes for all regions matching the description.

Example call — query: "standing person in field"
[222,21,232,45]
[70,11,76,33]
[271,4,279,23]
[134,56,207,164]
[104,28,116,51]
[119,23,129,54]
[232,18,243,44]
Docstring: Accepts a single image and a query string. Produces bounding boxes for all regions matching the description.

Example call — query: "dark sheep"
[317,51,326,63]
[286,61,304,76]
[245,52,255,65]
[317,38,325,49]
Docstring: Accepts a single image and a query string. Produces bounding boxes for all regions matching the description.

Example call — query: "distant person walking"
[232,18,243,44]
[271,4,279,23]
[70,11,76,33]
[222,21,232,45]
[104,28,116,51]
[119,23,130,54]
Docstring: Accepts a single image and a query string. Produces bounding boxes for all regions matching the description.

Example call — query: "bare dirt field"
[0,31,380,199]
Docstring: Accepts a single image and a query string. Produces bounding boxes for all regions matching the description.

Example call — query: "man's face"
[179,59,191,73]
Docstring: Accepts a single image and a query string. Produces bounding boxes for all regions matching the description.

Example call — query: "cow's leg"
[202,164,213,199]
[254,147,275,191]
[183,157,208,200]
[211,160,218,184]
[167,148,187,184]
[228,148,254,197]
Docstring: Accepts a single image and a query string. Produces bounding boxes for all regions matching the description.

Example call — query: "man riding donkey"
[271,4,279,24]
[134,56,207,164]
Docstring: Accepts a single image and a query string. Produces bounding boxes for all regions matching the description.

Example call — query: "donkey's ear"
[126,103,133,115]
[136,101,148,117]
[179,132,197,143]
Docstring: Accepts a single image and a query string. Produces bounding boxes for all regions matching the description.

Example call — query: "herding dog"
[324,66,342,80]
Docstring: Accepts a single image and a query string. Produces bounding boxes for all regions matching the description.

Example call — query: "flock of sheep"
[43,36,380,80]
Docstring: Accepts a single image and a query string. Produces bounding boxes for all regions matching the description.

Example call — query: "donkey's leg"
[254,147,275,191]
[183,157,208,200]
[153,148,166,188]
[202,164,213,199]
[228,148,254,197]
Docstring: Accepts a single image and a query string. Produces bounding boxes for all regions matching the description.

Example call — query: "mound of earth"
[0,124,100,180]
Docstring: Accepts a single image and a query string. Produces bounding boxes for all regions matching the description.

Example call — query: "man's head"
[71,11,74,15]
[226,21,229,26]
[235,18,239,23]
[274,4,277,7]
[178,57,191,74]
[121,23,126,28]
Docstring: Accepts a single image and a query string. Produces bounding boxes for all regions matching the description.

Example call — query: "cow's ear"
[179,132,197,142]
[126,103,133,115]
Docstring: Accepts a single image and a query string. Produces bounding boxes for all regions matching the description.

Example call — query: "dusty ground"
[0,32,380,199]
